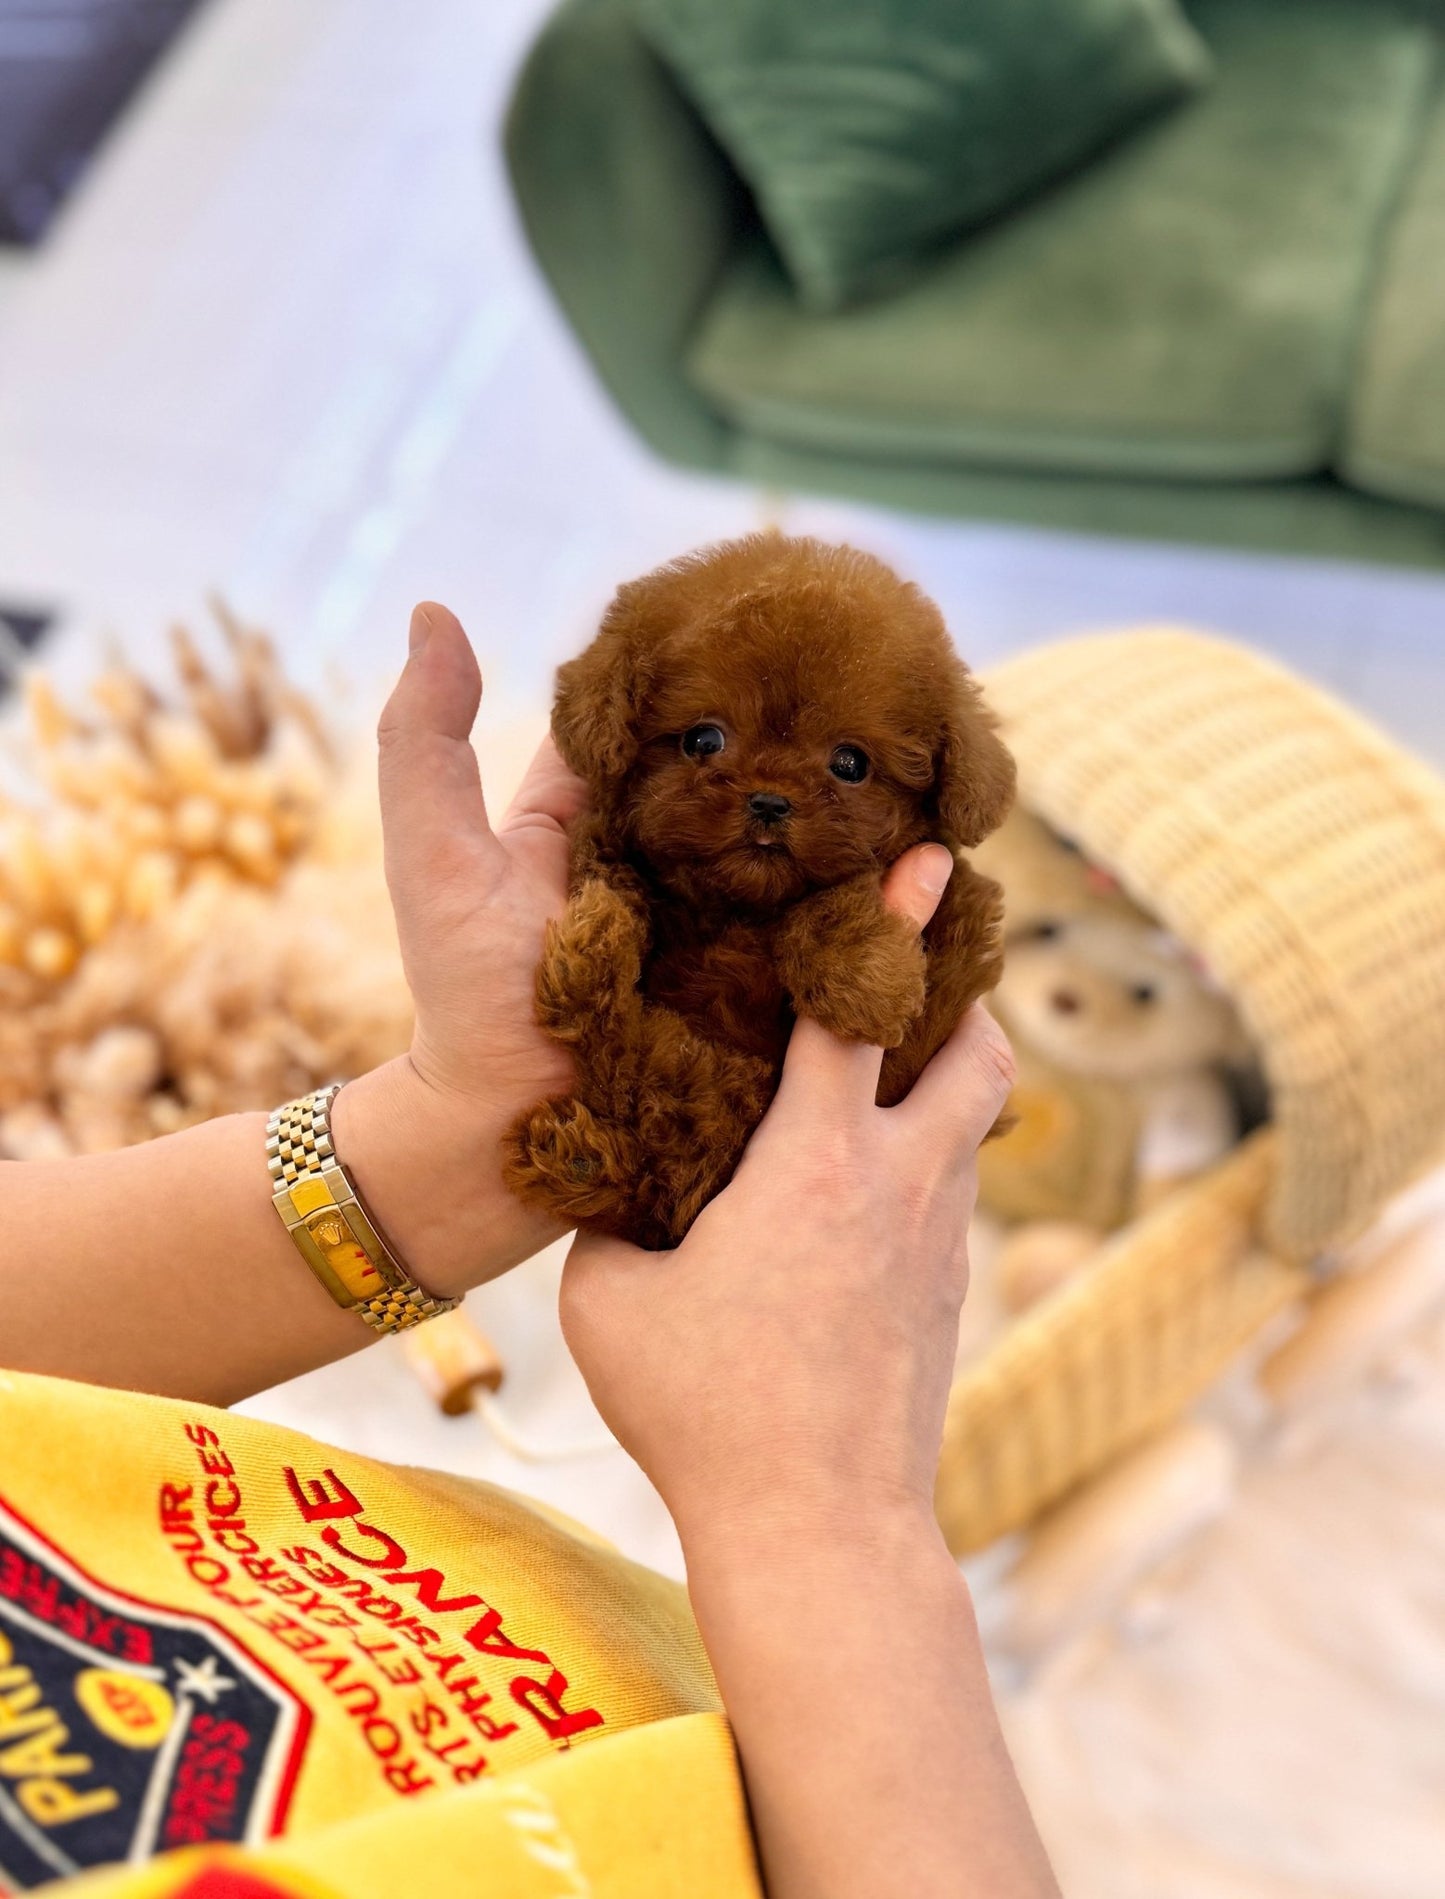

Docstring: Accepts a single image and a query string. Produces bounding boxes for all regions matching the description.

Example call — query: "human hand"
[331,603,587,1296]
[558,843,1016,1557]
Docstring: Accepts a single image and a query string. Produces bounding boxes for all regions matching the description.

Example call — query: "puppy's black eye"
[1131,982,1158,1007]
[1029,919,1063,942]
[681,723,727,760]
[828,744,869,783]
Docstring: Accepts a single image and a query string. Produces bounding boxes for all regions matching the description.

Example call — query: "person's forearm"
[0,1056,561,1406]
[683,1506,1058,1899]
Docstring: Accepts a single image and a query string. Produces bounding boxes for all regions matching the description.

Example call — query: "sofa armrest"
[504,0,748,470]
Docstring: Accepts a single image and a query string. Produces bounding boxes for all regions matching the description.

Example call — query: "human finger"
[496,734,588,895]
[377,604,499,914]
[773,844,953,1116]
[893,1003,1016,1155]
[880,842,953,927]
[499,733,588,837]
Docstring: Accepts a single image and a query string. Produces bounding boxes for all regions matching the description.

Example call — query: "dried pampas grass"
[0,607,412,1161]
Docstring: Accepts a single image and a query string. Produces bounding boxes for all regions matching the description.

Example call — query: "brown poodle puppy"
[503,535,1015,1248]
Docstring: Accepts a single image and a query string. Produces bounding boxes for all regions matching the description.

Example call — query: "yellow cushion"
[0,1371,759,1898]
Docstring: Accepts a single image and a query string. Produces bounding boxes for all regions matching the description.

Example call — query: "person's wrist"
[676,1483,948,1590]
[327,1057,566,1301]
[680,1489,967,1651]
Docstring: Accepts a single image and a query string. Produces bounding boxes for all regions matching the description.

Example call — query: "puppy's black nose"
[747,791,792,825]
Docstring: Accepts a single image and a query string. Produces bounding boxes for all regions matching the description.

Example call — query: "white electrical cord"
[475,1393,618,1464]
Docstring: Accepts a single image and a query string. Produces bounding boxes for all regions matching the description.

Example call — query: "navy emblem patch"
[0,1496,308,1891]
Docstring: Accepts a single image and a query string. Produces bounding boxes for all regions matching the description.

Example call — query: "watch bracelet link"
[266,1085,459,1334]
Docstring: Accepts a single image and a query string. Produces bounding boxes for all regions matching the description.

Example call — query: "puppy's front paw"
[536,879,647,1035]
[783,901,926,1048]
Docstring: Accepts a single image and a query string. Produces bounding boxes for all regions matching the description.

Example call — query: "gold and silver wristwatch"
[266,1085,459,1334]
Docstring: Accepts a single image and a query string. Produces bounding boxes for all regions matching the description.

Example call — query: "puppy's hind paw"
[503,1095,642,1228]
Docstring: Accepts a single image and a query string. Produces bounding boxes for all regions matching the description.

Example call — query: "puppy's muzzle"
[746,791,791,827]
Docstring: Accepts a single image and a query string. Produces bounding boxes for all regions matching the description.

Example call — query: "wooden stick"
[399,1309,504,1416]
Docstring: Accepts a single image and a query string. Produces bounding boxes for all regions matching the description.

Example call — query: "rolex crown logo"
[308,1213,346,1248]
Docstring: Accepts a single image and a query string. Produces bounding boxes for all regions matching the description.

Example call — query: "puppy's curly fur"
[504,535,1015,1248]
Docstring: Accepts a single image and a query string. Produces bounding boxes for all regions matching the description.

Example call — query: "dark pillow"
[633,0,1213,311]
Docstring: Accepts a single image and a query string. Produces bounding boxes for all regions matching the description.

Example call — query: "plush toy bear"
[969,811,1151,1235]
[964,810,1253,1316]
[991,905,1251,1311]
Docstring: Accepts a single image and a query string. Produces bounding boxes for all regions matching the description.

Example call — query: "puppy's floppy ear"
[551,584,656,789]
[932,666,1016,847]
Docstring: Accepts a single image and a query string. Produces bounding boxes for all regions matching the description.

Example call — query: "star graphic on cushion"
[174,1655,237,1704]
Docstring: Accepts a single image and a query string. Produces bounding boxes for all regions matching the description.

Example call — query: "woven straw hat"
[936,629,1445,1553]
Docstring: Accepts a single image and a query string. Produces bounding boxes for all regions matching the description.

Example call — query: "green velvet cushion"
[685,0,1436,483]
[734,438,1445,570]
[631,0,1212,312]
[504,0,747,472]
[1342,88,1445,510]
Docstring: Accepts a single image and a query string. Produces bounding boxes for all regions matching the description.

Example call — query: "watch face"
[301,1205,382,1306]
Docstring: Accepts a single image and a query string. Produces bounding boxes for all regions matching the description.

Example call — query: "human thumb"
[880,842,953,929]
[377,603,498,919]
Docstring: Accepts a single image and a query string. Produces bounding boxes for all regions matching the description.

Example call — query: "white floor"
[3,4,1445,1888]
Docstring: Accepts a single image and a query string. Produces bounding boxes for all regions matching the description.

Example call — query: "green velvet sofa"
[505,0,1445,569]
